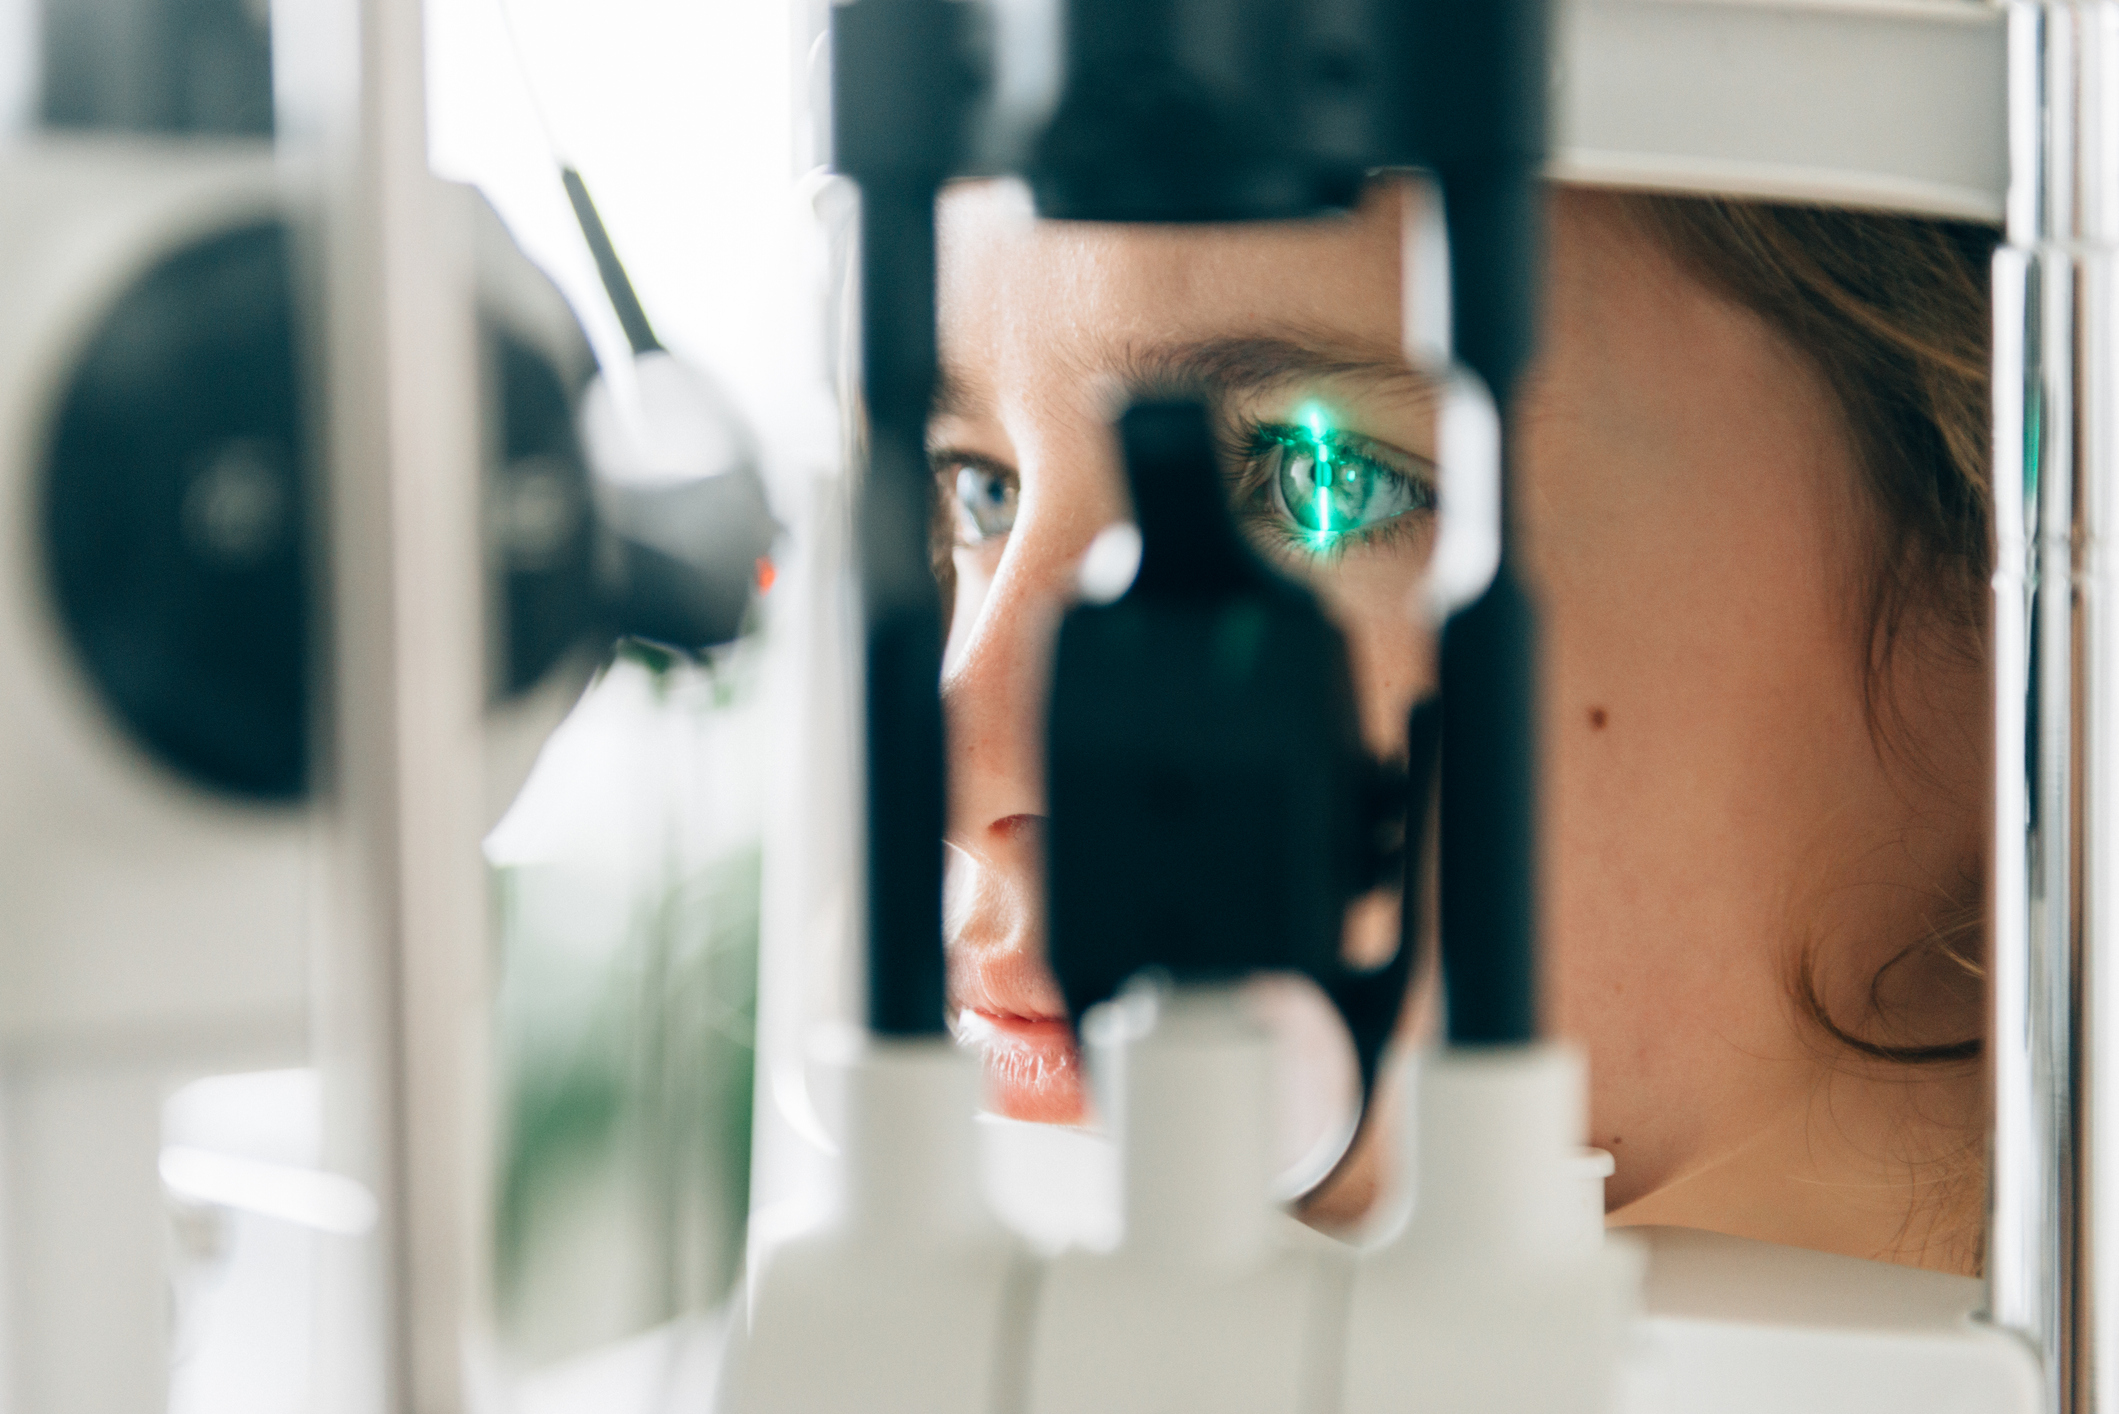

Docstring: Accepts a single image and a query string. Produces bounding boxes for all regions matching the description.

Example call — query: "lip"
[957,1008,1088,1124]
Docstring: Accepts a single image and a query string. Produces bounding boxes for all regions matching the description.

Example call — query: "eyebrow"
[930,333,1434,422]
[932,363,988,421]
[1116,334,1432,403]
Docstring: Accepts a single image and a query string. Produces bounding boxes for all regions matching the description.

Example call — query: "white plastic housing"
[726,1035,1033,1414]
[1343,1044,1638,1414]
[1022,986,1348,1414]
[0,139,586,1413]
[0,140,311,1414]
[1620,1226,2042,1414]
[1555,0,2005,220]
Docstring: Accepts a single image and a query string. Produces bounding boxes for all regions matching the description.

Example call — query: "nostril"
[990,813,1046,844]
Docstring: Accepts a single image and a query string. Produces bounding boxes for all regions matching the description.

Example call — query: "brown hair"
[1622,193,1997,1068]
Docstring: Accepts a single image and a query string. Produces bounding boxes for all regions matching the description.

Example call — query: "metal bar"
[1990,6,2119,1412]
[291,0,491,1402]
[561,167,662,357]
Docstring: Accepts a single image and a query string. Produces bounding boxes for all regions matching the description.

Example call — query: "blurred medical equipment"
[0,0,2095,1411]
[726,1,2044,1413]
[0,0,771,1406]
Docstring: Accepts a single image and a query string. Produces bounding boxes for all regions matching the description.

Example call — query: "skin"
[932,179,1989,1272]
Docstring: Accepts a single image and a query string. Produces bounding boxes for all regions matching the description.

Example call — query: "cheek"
[1518,340,1884,1173]
[1533,527,1843,1187]
[1536,457,1863,927]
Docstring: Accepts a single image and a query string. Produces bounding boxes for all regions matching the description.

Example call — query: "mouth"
[955,1007,1088,1124]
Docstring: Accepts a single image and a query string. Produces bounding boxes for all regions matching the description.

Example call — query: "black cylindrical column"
[858,185,950,1035]
[1399,0,1552,1047]
[832,0,985,1035]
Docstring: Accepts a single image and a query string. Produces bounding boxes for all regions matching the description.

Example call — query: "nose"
[942,555,1060,843]
[939,424,1129,1048]
[942,431,1128,855]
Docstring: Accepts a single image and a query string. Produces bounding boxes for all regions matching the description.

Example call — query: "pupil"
[956,465,1017,538]
[1278,438,1367,535]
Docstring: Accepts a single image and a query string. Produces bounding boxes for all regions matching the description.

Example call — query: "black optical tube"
[1408,0,1551,1047]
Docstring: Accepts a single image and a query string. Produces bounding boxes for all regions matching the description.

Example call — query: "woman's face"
[932,181,1985,1256]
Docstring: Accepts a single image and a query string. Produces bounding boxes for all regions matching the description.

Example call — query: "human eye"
[1229,412,1436,559]
[935,453,1019,545]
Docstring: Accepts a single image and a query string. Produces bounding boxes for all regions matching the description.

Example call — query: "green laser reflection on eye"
[1262,401,1431,555]
[1301,404,1335,548]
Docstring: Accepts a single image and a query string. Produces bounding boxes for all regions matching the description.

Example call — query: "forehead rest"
[1552,0,2004,223]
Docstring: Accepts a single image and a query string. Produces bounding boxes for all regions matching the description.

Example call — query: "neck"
[1607,1058,1985,1276]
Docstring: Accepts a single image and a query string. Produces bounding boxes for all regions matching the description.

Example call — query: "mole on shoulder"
[1588,706,1608,730]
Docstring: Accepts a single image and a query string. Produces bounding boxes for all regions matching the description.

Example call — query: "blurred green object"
[488,642,763,1368]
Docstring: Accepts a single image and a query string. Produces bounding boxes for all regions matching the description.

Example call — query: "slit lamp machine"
[0,0,2102,1411]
